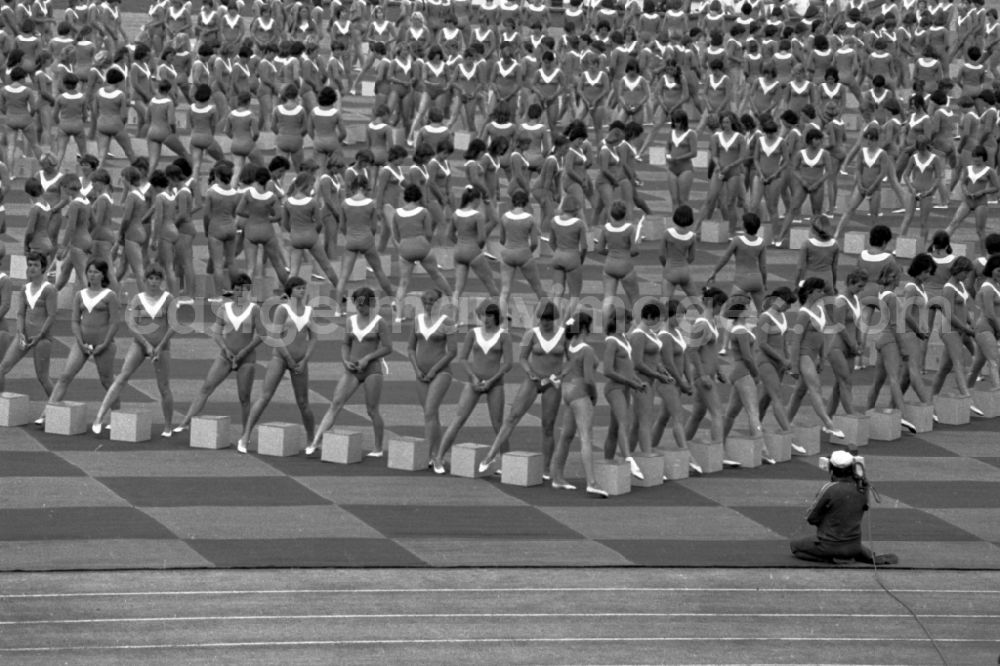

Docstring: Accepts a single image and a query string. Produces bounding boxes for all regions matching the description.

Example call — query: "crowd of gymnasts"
[2,0,1000,495]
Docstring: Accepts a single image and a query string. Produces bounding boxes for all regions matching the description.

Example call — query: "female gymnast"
[307,287,392,457]
[408,289,457,464]
[431,301,512,474]
[237,277,318,453]
[175,273,262,432]
[91,265,176,437]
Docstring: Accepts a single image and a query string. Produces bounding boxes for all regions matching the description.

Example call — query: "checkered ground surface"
[4,396,1000,569]
[1,12,999,571]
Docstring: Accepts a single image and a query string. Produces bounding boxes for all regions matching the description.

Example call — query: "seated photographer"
[791,450,899,565]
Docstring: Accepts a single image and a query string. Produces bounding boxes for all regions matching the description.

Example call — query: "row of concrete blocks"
[3,387,996,441]
[0,393,808,493]
[0,394,157,440]
[228,421,801,495]
[5,390,997,488]
[828,391,1000,445]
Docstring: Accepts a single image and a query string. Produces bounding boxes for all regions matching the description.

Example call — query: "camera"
[819,454,865,472]
[819,453,868,491]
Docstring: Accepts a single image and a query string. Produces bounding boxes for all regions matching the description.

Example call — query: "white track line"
[0,637,992,653]
[5,587,999,599]
[2,612,997,626]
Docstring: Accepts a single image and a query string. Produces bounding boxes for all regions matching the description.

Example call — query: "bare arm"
[34,287,59,343]
[235,309,265,362]
[427,327,458,380]
[603,342,643,389]
[707,240,737,281]
[629,331,666,382]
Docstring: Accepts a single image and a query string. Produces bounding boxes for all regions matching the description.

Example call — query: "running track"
[1,569,998,664]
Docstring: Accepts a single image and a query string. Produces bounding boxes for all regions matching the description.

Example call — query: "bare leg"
[238,355,288,449]
[307,371,362,451]
[288,362,316,442]
[177,355,233,428]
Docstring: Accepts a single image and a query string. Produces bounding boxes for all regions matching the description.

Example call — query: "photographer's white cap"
[830,450,854,469]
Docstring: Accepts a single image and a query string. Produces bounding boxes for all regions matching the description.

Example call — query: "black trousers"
[790,536,876,563]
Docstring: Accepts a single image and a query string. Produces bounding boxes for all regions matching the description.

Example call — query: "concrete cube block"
[387,435,430,471]
[320,428,365,464]
[393,292,423,321]
[952,243,968,257]
[648,146,667,166]
[631,453,665,487]
[699,220,728,244]
[454,131,472,151]
[436,246,455,271]
[844,231,867,255]
[109,409,153,443]
[44,401,88,436]
[193,271,217,300]
[831,414,870,448]
[12,157,32,178]
[345,123,366,144]
[868,409,902,441]
[894,235,920,260]
[762,429,793,462]
[190,415,232,449]
[973,388,1000,418]
[594,460,631,496]
[934,394,971,425]
[500,451,544,487]
[257,422,305,457]
[836,189,854,211]
[792,424,821,455]
[305,280,332,301]
[0,392,31,427]
[662,448,691,480]
[902,402,935,433]
[455,296,487,327]
[348,260,366,283]
[361,80,376,97]
[638,215,666,242]
[251,276,280,303]
[724,435,763,468]
[9,254,27,280]
[924,342,945,373]
[757,224,773,244]
[103,166,124,188]
[450,443,493,478]
[789,226,811,250]
[688,442,724,473]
